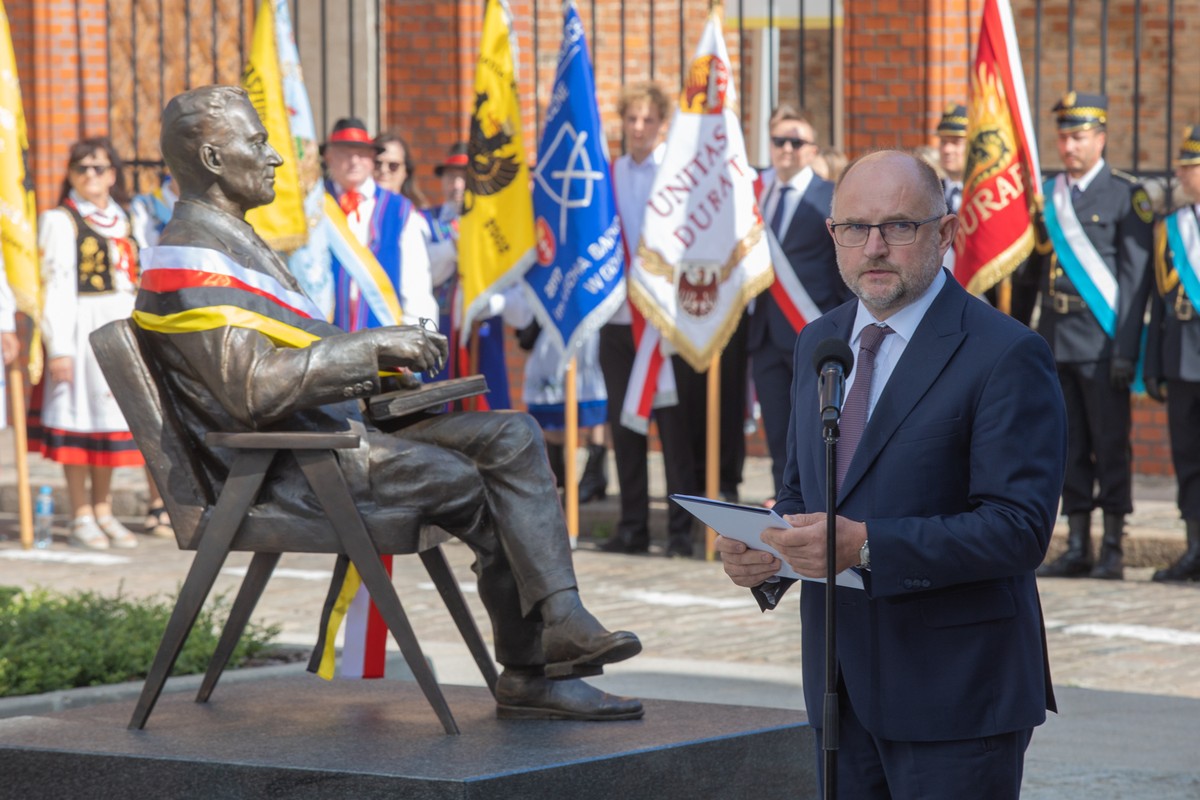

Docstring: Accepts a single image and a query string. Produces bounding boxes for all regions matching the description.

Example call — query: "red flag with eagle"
[625,8,772,379]
[953,0,1042,294]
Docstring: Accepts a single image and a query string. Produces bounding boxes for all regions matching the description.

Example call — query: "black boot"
[1090,512,1125,580]
[1037,512,1093,577]
[1153,518,1200,582]
[600,526,650,554]
[578,444,608,504]
[546,443,565,490]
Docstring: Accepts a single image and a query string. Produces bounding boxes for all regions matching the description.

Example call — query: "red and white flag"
[954,0,1042,294]
[626,10,772,382]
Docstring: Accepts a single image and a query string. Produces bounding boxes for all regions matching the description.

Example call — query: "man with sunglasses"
[749,105,849,502]
[718,150,1065,798]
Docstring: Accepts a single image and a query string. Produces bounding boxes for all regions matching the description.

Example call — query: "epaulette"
[1111,167,1140,185]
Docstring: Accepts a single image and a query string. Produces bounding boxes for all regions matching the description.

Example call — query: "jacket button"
[922,579,931,588]
[903,578,913,589]
[343,387,353,397]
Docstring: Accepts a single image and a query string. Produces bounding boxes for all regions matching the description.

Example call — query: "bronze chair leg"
[295,449,461,735]
[196,550,281,703]
[128,450,275,730]
[419,546,499,696]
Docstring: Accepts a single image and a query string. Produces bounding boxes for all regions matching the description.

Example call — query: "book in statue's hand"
[367,374,489,423]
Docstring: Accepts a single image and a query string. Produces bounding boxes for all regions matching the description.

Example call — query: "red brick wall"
[13,0,110,211]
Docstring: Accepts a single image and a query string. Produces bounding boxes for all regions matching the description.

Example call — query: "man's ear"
[938,213,959,258]
[199,143,222,174]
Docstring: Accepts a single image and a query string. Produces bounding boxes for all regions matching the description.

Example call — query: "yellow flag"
[0,0,40,375]
[242,0,307,252]
[458,0,535,333]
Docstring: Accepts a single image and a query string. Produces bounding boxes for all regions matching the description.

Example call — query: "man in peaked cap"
[1034,91,1154,581]
[936,103,968,275]
[322,117,438,331]
[1142,125,1200,582]
[936,102,968,212]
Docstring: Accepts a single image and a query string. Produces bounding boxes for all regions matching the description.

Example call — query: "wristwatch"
[858,539,871,571]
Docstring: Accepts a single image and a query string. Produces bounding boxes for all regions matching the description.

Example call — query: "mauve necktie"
[770,184,792,237]
[1070,183,1083,204]
[837,324,894,492]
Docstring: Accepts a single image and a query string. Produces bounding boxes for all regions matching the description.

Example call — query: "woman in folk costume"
[34,137,143,550]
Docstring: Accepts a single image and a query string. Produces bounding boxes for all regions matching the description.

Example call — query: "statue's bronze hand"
[373,326,448,375]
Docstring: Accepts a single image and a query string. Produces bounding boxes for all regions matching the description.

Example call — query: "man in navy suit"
[749,105,850,500]
[718,150,1066,798]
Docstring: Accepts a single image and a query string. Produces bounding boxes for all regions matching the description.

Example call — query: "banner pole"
[564,357,579,548]
[9,366,32,548]
[705,353,721,560]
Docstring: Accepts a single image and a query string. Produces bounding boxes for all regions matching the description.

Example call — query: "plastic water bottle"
[34,486,54,549]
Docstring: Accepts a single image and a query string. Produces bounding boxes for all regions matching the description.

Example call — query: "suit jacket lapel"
[837,277,969,502]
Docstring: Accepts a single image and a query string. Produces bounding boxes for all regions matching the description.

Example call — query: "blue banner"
[528,1,624,371]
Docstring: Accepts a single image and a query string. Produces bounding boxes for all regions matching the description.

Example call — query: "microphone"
[812,338,854,431]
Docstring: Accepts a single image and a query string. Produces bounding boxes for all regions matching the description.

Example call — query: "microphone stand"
[821,405,840,800]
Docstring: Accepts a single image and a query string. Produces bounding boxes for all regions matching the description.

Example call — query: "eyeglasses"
[828,215,944,247]
[71,164,113,176]
[771,136,812,149]
[375,160,405,174]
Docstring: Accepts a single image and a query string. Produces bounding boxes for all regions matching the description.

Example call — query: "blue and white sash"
[1043,175,1118,337]
[1165,208,1200,306]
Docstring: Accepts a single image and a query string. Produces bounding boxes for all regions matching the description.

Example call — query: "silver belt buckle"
[1053,293,1071,314]
[1176,294,1195,321]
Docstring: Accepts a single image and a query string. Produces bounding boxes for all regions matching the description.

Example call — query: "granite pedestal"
[0,674,816,799]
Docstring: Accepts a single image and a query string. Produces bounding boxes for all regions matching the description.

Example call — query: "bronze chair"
[90,319,498,735]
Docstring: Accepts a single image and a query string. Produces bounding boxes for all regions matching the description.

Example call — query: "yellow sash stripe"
[322,193,404,325]
[315,564,364,679]
[132,306,321,349]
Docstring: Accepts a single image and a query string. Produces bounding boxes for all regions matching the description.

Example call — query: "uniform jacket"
[1145,207,1200,383]
[764,275,1066,742]
[1034,165,1154,363]
[748,170,848,354]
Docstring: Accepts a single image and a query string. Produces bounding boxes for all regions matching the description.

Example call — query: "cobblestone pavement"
[3,433,1200,797]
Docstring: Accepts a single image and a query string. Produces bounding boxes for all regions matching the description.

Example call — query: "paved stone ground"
[2,430,1199,797]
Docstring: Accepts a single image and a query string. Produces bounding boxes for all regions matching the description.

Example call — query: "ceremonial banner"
[528,0,623,371]
[954,0,1042,294]
[627,9,772,372]
[459,0,536,334]
[242,0,308,252]
[274,0,333,317]
[0,0,39,373]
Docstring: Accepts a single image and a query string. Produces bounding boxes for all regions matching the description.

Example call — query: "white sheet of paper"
[670,494,865,590]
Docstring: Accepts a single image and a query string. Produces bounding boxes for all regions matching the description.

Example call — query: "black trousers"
[813,684,1032,800]
[1057,361,1133,515]
[1168,380,1200,519]
[599,323,650,543]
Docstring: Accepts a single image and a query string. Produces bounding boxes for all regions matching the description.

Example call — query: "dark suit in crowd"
[749,170,849,498]
[1144,196,1200,581]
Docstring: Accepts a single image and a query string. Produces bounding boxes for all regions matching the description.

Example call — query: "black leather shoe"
[599,531,649,554]
[495,670,644,721]
[541,604,642,679]
[665,536,694,559]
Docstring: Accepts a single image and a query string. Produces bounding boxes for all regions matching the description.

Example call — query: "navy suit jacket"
[748,173,848,355]
[767,275,1066,742]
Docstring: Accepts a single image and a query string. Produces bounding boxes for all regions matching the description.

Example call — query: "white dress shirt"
[844,268,947,419]
[611,143,666,324]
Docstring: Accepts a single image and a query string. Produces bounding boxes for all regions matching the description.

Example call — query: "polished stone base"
[0,674,815,799]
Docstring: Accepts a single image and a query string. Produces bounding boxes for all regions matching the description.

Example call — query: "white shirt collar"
[1071,158,1106,193]
[333,177,376,197]
[849,267,947,346]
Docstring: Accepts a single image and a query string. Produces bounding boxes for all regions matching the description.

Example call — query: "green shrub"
[0,586,280,697]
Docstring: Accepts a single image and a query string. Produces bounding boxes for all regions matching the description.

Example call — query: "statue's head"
[160,85,283,215]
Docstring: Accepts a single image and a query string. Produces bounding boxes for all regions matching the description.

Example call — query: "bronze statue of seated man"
[136,85,642,721]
